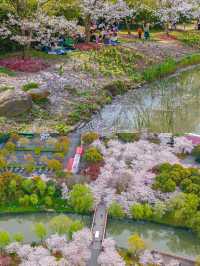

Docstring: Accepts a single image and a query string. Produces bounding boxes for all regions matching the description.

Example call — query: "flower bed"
[0,57,49,72]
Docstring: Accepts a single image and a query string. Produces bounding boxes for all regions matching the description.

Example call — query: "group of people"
[90,21,120,45]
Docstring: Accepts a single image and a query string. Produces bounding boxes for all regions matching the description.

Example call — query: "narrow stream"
[0,213,199,259]
[83,65,200,135]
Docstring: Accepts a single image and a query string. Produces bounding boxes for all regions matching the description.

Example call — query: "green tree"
[33,223,47,242]
[153,201,166,219]
[130,203,144,220]
[47,185,56,196]
[128,233,145,258]
[19,195,30,207]
[69,184,94,213]
[30,193,39,206]
[0,230,10,253]
[13,233,24,243]
[68,220,84,240]
[22,179,34,194]
[108,202,125,219]
[49,215,72,235]
[143,203,153,219]
[36,179,47,196]
[44,196,53,207]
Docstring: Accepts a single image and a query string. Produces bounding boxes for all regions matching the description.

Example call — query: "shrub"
[54,153,65,161]
[0,156,7,169]
[117,132,140,143]
[22,82,39,92]
[82,132,99,145]
[83,147,103,164]
[47,159,62,171]
[4,141,16,152]
[25,163,35,173]
[34,147,42,156]
[55,124,71,134]
[108,202,125,219]
[55,137,70,153]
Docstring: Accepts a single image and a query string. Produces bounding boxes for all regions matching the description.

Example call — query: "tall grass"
[143,53,200,82]
[143,58,177,82]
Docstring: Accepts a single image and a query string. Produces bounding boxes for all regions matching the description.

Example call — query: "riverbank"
[0,211,199,260]
[0,33,199,133]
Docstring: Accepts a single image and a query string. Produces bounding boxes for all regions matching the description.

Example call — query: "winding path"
[87,200,108,266]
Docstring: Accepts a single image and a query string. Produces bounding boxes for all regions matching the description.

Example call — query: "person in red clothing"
[137,27,143,39]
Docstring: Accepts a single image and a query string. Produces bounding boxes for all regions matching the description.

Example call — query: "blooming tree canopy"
[80,0,132,41]
[156,0,198,33]
[0,7,77,57]
[98,238,125,266]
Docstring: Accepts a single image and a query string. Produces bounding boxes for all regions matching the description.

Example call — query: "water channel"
[2,66,200,259]
[84,65,200,135]
[0,213,199,259]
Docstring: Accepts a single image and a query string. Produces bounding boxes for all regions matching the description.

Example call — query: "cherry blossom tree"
[62,228,92,265]
[90,136,194,212]
[157,0,197,34]
[80,0,132,42]
[0,8,77,58]
[98,238,125,266]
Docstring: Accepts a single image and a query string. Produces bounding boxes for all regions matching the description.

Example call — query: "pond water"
[84,65,200,135]
[0,213,200,259]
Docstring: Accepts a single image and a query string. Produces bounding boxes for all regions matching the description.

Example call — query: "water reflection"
[0,214,199,258]
[107,219,200,258]
[84,66,200,134]
[0,213,91,243]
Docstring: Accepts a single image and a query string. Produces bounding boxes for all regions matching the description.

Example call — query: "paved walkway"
[87,201,108,266]
[157,251,195,266]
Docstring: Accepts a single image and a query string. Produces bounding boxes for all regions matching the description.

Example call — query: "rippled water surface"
[84,66,200,134]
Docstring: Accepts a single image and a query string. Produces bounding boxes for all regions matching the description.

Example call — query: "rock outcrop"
[0,90,32,117]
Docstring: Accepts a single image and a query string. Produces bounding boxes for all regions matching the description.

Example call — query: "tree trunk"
[85,15,91,43]
[125,18,131,35]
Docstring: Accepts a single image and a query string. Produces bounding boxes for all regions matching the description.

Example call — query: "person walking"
[144,22,150,40]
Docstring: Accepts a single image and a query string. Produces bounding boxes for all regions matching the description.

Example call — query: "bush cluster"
[153,163,200,195]
[83,147,103,164]
[82,132,99,145]
[0,172,60,208]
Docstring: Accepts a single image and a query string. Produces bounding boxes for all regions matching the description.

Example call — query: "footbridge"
[87,200,108,266]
